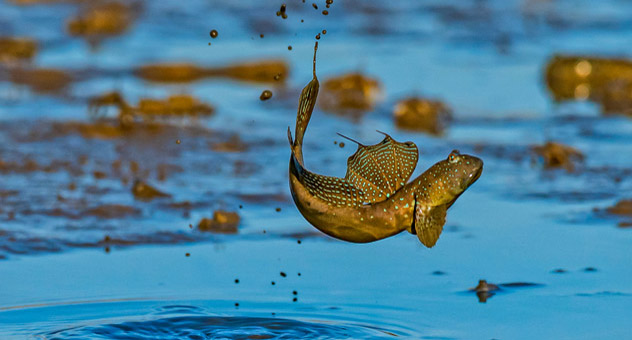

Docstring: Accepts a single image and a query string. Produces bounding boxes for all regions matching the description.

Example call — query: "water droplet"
[260,90,273,101]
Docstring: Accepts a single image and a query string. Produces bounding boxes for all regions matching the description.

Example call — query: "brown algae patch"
[8,67,73,94]
[0,37,38,63]
[393,97,452,135]
[319,73,382,115]
[66,1,137,44]
[132,180,171,201]
[531,141,584,172]
[89,92,215,129]
[210,135,248,152]
[606,199,632,216]
[545,55,632,115]
[137,95,214,117]
[197,211,240,234]
[83,204,141,219]
[135,60,289,84]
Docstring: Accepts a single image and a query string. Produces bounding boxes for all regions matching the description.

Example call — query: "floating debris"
[532,142,584,172]
[393,97,452,135]
[260,89,273,101]
[131,179,171,201]
[197,211,240,234]
[0,37,37,63]
[209,29,218,38]
[320,73,382,115]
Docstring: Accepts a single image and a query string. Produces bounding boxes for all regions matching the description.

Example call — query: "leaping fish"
[288,43,483,247]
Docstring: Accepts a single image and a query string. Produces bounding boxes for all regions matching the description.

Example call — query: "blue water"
[1,0,632,339]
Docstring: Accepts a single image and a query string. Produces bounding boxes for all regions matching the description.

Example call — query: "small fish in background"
[288,43,483,247]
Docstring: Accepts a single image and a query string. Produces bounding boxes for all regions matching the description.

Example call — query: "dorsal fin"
[343,132,418,204]
[292,42,320,166]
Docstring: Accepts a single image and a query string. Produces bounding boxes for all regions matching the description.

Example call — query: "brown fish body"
[290,162,415,243]
[288,43,482,247]
[289,151,482,245]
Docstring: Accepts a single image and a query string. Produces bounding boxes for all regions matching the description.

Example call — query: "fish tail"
[292,42,320,166]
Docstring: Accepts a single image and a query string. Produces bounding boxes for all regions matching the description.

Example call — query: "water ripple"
[44,315,401,340]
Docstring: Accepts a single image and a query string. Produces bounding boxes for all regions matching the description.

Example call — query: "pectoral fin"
[413,202,447,248]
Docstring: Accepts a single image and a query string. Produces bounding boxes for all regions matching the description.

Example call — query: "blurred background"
[1,0,631,339]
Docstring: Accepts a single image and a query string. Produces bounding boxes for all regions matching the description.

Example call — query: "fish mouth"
[468,164,483,185]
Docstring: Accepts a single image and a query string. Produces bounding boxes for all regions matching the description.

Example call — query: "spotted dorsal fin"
[343,132,418,204]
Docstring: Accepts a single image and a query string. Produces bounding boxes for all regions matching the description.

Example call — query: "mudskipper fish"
[288,43,483,247]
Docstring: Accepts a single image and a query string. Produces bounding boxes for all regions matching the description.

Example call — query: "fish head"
[443,150,483,196]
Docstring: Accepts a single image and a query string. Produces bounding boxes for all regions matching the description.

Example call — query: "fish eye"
[448,150,460,163]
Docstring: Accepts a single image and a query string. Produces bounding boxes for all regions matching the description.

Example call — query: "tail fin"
[291,42,320,166]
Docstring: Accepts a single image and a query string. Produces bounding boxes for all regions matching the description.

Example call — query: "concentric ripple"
[44,315,400,340]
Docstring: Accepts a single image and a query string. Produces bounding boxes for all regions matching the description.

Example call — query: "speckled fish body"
[288,43,482,247]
